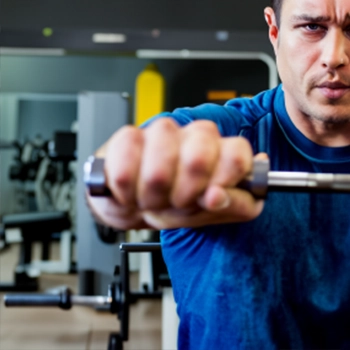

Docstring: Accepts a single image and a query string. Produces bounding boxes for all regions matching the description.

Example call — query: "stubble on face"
[276,0,350,142]
[301,73,350,126]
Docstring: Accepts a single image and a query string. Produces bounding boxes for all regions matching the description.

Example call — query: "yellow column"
[134,63,166,126]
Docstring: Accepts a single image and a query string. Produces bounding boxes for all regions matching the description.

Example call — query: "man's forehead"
[282,0,350,21]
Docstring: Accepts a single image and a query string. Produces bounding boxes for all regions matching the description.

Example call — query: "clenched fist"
[87,118,266,230]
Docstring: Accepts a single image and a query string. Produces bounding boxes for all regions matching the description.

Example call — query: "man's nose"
[321,29,350,69]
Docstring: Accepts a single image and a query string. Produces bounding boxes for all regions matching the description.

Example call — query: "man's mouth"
[317,81,350,100]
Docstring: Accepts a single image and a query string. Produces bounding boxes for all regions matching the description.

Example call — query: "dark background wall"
[1,0,270,31]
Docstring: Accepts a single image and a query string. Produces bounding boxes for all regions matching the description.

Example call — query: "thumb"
[254,152,269,160]
[197,185,231,211]
[198,184,264,221]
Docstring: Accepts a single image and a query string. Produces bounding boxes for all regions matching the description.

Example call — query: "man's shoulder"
[225,85,280,119]
[183,85,281,127]
[144,86,282,135]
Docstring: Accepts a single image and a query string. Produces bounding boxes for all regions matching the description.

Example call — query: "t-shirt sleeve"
[141,102,245,137]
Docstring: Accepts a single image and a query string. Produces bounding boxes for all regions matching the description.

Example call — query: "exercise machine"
[0,132,77,291]
[4,242,173,350]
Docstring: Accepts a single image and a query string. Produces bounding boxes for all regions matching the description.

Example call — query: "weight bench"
[0,210,71,291]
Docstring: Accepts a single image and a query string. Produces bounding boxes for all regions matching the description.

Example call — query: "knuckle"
[182,141,218,178]
[145,118,180,139]
[187,120,220,135]
[230,154,247,177]
[144,169,171,192]
[185,152,211,176]
[235,136,253,156]
[151,117,179,131]
[144,118,180,152]
[114,171,133,190]
[117,125,143,145]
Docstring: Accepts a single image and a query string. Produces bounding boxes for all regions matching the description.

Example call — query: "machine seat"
[3,211,70,239]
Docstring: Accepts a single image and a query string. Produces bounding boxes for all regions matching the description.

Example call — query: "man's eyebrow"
[291,14,331,23]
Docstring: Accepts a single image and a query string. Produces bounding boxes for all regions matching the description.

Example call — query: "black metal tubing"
[119,249,129,341]
[4,294,61,307]
[130,291,162,300]
[119,243,161,252]
[117,242,162,342]
[3,288,72,310]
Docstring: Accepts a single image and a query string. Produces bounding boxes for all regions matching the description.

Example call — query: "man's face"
[268,0,350,125]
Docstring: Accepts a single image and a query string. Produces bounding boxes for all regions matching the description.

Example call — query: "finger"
[86,194,148,230]
[137,118,180,210]
[202,186,264,222]
[142,188,264,229]
[209,136,254,187]
[105,126,143,206]
[171,120,220,208]
[199,183,264,215]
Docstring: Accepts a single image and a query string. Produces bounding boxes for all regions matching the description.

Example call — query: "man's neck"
[293,117,350,147]
[285,99,350,148]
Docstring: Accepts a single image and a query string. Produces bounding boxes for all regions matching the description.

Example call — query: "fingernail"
[214,193,230,210]
[197,190,231,211]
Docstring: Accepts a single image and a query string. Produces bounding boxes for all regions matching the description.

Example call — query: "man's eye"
[305,23,321,31]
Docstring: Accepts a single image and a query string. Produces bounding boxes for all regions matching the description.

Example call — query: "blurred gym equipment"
[4,242,175,350]
[0,131,77,291]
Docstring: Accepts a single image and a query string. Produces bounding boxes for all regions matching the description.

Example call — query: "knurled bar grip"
[84,156,350,198]
[83,156,270,199]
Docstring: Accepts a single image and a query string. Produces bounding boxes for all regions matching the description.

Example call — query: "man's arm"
[87,117,265,230]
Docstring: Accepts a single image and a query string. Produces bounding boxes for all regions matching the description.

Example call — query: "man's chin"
[309,107,350,125]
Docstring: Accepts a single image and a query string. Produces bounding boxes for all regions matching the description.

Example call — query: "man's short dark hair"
[271,0,283,27]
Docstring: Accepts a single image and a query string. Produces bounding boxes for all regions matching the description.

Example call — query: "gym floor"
[0,243,162,350]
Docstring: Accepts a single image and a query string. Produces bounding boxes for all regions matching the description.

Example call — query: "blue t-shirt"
[158,85,350,349]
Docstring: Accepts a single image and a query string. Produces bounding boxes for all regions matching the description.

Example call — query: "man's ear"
[264,7,279,54]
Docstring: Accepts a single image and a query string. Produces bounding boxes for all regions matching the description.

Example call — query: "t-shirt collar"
[274,84,350,163]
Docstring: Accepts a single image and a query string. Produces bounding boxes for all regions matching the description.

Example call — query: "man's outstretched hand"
[87,118,266,230]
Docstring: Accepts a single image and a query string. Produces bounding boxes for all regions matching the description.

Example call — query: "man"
[88,0,350,348]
